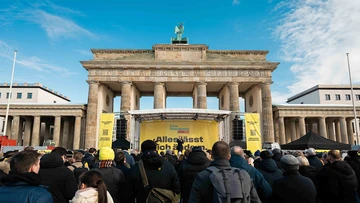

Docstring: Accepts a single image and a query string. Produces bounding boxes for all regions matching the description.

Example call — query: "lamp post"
[346,53,359,145]
[3,50,17,136]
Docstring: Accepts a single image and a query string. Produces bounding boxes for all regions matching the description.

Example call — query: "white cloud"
[273,0,360,103]
[0,1,95,40]
[0,41,76,76]
[233,0,240,5]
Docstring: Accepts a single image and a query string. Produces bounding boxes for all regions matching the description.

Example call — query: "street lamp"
[346,53,359,145]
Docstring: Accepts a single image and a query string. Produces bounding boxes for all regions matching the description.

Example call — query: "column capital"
[260,82,273,86]
[154,82,165,86]
[228,82,239,86]
[346,117,354,122]
[121,81,132,85]
[196,82,207,86]
[86,80,99,85]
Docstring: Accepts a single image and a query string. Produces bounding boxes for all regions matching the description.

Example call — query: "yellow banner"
[140,120,218,153]
[245,113,262,153]
[98,113,115,149]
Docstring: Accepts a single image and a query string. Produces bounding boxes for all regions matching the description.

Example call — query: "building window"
[335,94,341,100]
[356,94,360,101]
[27,93,33,99]
[17,93,22,99]
[346,94,351,100]
[325,94,331,100]
[6,92,11,99]
[0,92,1,98]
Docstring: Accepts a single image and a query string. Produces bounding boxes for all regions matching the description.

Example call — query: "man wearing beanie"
[92,147,126,203]
[270,155,316,203]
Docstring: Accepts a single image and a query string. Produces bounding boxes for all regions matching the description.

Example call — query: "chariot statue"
[171,23,188,44]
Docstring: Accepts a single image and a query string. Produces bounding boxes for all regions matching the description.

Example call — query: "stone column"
[307,121,314,132]
[192,86,198,108]
[278,117,286,144]
[154,82,165,109]
[335,120,341,143]
[62,119,70,148]
[340,117,348,144]
[327,119,336,141]
[261,83,274,142]
[121,82,132,111]
[196,82,207,109]
[347,118,354,145]
[44,123,50,141]
[85,81,99,148]
[274,118,279,143]
[53,116,61,146]
[290,119,297,141]
[10,116,20,141]
[31,116,40,146]
[73,116,82,149]
[298,117,306,137]
[229,82,240,112]
[23,118,32,146]
[319,117,327,138]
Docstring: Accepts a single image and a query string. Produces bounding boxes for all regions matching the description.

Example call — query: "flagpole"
[3,50,17,136]
[346,53,359,145]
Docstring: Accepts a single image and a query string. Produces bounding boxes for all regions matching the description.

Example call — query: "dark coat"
[116,163,132,181]
[270,171,317,203]
[318,161,359,203]
[188,159,261,203]
[38,153,77,203]
[306,155,323,171]
[272,153,283,170]
[123,150,135,166]
[82,153,96,169]
[299,165,318,188]
[0,172,53,203]
[130,151,180,203]
[345,156,360,188]
[257,158,283,186]
[164,153,177,168]
[92,166,126,203]
[177,150,210,203]
[230,154,272,202]
[0,169,7,186]
[177,138,184,151]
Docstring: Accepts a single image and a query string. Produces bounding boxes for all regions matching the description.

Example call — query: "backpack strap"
[220,169,231,203]
[70,165,77,169]
[138,160,149,189]
[235,169,246,203]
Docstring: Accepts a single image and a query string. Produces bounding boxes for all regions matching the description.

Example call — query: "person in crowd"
[189,141,261,203]
[24,146,35,151]
[0,150,53,202]
[164,149,177,167]
[130,140,180,202]
[257,150,283,186]
[121,147,135,167]
[39,148,78,203]
[83,148,97,169]
[70,171,114,203]
[159,151,165,157]
[305,148,323,171]
[318,150,359,203]
[230,146,272,202]
[271,148,283,170]
[130,149,139,162]
[253,150,261,169]
[297,156,318,188]
[68,151,88,172]
[270,155,316,203]
[114,151,131,180]
[184,148,192,159]
[292,150,304,157]
[177,136,184,155]
[345,150,360,188]
[205,149,212,161]
[0,161,10,186]
[177,146,210,203]
[65,151,74,167]
[92,147,126,203]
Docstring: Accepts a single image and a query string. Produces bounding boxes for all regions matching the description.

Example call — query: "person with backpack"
[189,141,261,203]
[68,151,89,182]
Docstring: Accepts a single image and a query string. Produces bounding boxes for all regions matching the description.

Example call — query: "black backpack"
[71,163,89,182]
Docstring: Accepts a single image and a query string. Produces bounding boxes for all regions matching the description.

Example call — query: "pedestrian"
[83,148,97,169]
[257,150,283,186]
[305,148,323,171]
[177,136,184,155]
[297,156,318,188]
[70,171,114,203]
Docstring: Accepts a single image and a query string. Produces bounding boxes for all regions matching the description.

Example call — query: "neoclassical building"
[80,44,280,148]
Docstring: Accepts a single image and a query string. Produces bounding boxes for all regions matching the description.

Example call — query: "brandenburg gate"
[81,44,279,148]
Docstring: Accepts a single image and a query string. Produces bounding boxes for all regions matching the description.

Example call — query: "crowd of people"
[0,140,360,203]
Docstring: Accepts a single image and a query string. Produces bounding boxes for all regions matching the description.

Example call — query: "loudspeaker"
[116,118,127,140]
[232,119,244,140]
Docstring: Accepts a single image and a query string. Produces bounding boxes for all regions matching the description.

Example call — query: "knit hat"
[281,155,300,171]
[254,150,261,157]
[99,147,115,161]
[305,148,316,156]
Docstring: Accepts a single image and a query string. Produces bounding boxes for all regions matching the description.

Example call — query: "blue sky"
[1,0,359,111]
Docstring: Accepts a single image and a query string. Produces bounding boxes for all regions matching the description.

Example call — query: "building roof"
[287,84,360,103]
[0,83,70,102]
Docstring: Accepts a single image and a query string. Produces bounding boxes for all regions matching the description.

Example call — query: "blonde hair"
[0,162,10,174]
[297,156,309,166]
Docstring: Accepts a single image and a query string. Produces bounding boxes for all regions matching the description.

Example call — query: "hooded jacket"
[257,158,283,186]
[229,154,272,202]
[306,155,323,171]
[178,150,210,203]
[345,156,360,189]
[299,165,318,188]
[130,151,180,203]
[70,187,114,203]
[0,172,53,203]
[318,161,359,203]
[38,152,78,203]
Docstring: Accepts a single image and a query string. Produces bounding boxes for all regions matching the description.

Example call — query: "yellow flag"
[245,113,262,153]
[98,113,115,149]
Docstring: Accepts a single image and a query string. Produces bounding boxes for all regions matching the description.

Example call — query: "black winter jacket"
[92,166,126,203]
[270,171,317,203]
[130,151,180,203]
[345,156,360,190]
[318,161,359,203]
[257,158,283,186]
[177,150,210,203]
[306,155,323,171]
[38,153,77,203]
[299,165,318,188]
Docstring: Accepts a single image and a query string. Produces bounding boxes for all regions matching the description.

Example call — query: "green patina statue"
[171,23,188,44]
